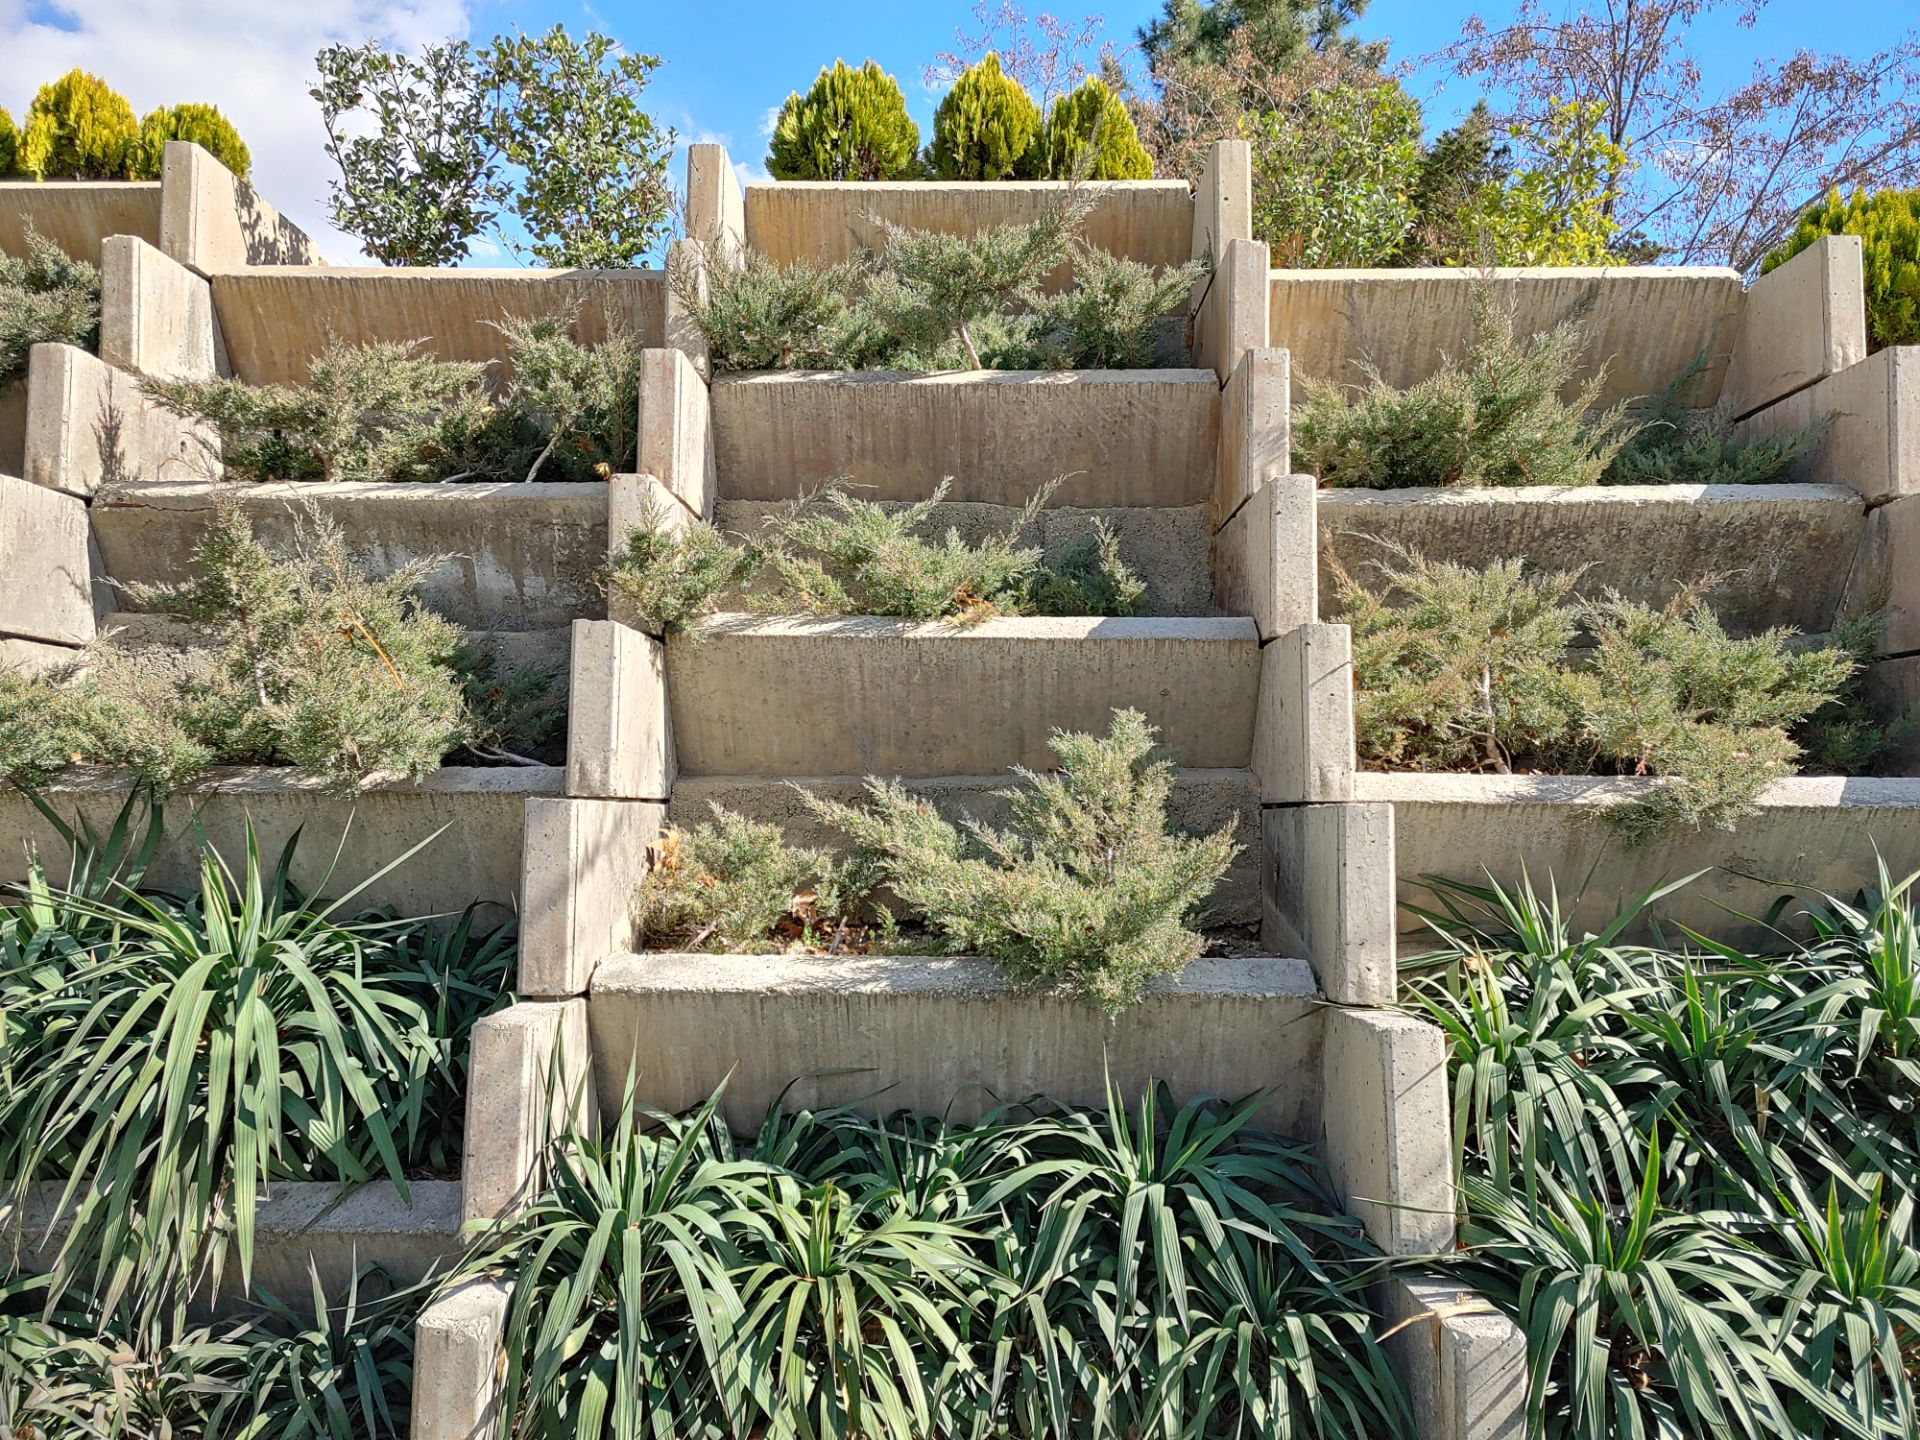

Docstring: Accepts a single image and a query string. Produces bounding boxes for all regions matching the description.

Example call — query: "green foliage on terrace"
[0,231,100,388]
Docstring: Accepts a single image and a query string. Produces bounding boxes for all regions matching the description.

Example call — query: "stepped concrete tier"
[93,480,610,630]
[710,369,1220,508]
[17,343,215,498]
[1362,773,1920,946]
[0,179,161,263]
[1317,482,1868,638]
[666,614,1260,778]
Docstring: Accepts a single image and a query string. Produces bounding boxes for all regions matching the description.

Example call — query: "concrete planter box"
[0,765,561,920]
[93,479,609,630]
[6,1180,462,1316]
[1360,772,1920,946]
[667,614,1260,778]
[1318,482,1867,637]
[710,369,1221,508]
[207,268,666,386]
[0,179,163,265]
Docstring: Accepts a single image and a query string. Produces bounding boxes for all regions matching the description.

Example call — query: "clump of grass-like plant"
[0,231,99,386]
[1604,354,1825,486]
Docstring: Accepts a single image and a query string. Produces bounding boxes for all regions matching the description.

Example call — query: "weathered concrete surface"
[711,369,1220,509]
[517,797,666,997]
[0,380,23,477]
[0,766,559,920]
[0,180,163,263]
[7,1179,462,1317]
[1215,474,1317,638]
[1358,772,1920,945]
[1320,1006,1453,1257]
[158,141,319,272]
[413,1277,511,1440]
[1723,236,1866,420]
[566,619,673,800]
[1254,625,1354,803]
[638,346,714,517]
[714,498,1214,617]
[0,473,102,645]
[1191,140,1251,264]
[1195,237,1268,384]
[25,343,215,497]
[590,952,1323,1133]
[744,179,1194,291]
[208,268,667,386]
[1734,345,1919,504]
[463,999,595,1223]
[670,769,1262,927]
[1272,266,1745,410]
[1217,346,1288,527]
[92,480,608,630]
[668,615,1260,777]
[1382,1275,1528,1440]
[1263,803,1395,1005]
[1318,483,1866,638]
[685,144,745,260]
[100,236,217,379]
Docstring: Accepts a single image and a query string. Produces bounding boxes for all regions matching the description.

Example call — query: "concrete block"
[743,180,1194,291]
[1190,139,1252,263]
[208,269,666,387]
[1254,625,1354,803]
[1213,475,1317,638]
[517,796,665,996]
[663,237,710,377]
[25,344,217,497]
[1272,266,1744,410]
[463,999,596,1224]
[1319,1005,1454,1257]
[589,952,1323,1133]
[1262,802,1395,1006]
[0,474,102,645]
[638,346,715,519]
[1734,345,1919,504]
[1836,492,1914,651]
[0,379,23,476]
[0,180,162,264]
[1724,235,1867,419]
[99,236,219,380]
[566,619,673,799]
[1357,772,1920,948]
[1196,237,1269,384]
[1217,346,1289,528]
[712,369,1220,509]
[1383,1275,1528,1440]
[685,143,745,263]
[412,1277,511,1440]
[158,141,320,273]
[1320,483,1867,640]
[667,615,1260,777]
[1865,656,1920,771]
[0,636,81,676]
[92,480,606,630]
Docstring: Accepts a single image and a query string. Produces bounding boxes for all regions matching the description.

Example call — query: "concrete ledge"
[1271,266,1744,409]
[158,140,318,272]
[207,268,667,387]
[667,614,1260,777]
[1254,625,1354,803]
[92,480,608,630]
[1319,1006,1453,1257]
[517,796,665,997]
[25,344,215,497]
[413,1277,511,1440]
[743,179,1194,290]
[0,766,559,919]
[589,951,1323,1133]
[710,369,1220,508]
[0,473,102,645]
[671,768,1262,926]
[463,999,595,1224]
[1382,1275,1528,1440]
[0,180,163,264]
[1263,803,1395,1005]
[100,236,217,380]
[1214,474,1316,638]
[565,619,672,799]
[1734,345,1919,504]
[1358,772,1920,945]
[637,346,714,517]
[1217,346,1288,526]
[1723,236,1866,419]
[1318,483,1866,638]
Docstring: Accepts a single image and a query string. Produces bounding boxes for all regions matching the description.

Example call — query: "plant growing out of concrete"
[1334,548,1876,841]
[0,232,100,387]
[803,709,1239,1010]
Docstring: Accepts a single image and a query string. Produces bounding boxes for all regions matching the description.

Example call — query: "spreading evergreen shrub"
[133,102,251,180]
[767,60,921,181]
[0,231,100,387]
[1037,76,1153,180]
[929,53,1041,180]
[16,69,139,180]
[1764,187,1920,351]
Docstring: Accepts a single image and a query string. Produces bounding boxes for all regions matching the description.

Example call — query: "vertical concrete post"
[1216,346,1289,529]
[1254,624,1354,804]
[1212,474,1316,638]
[99,236,221,379]
[518,796,666,997]
[565,619,674,800]
[1319,1005,1454,1256]
[1382,1276,1529,1440]
[462,999,597,1224]
[1190,138,1252,266]
[1194,237,1269,385]
[663,237,711,379]
[1262,803,1395,1005]
[158,140,322,274]
[24,342,217,497]
[636,346,716,520]
[685,144,746,267]
[412,1278,511,1440]
[0,473,105,648]
[1723,235,1867,419]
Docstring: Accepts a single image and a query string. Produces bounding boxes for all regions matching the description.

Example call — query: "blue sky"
[2,0,1914,261]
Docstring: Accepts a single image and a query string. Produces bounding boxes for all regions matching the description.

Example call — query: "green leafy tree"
[1765,188,1920,351]
[0,108,17,175]
[133,103,250,180]
[1140,0,1377,71]
[1248,79,1420,266]
[1037,75,1154,179]
[767,60,922,181]
[488,27,676,267]
[16,69,139,180]
[930,53,1042,180]
[1462,99,1627,266]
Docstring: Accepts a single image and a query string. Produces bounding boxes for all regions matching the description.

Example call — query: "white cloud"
[758,103,781,138]
[0,0,474,263]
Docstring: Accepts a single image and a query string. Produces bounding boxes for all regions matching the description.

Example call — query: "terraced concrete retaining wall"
[0,180,162,263]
